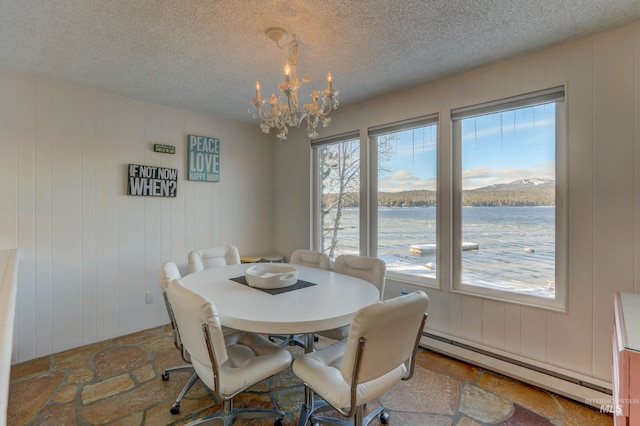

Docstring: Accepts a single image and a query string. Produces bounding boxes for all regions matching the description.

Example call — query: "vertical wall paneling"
[0,74,18,249]
[218,133,234,247]
[273,139,311,258]
[17,78,35,244]
[94,93,120,342]
[421,286,450,335]
[503,304,522,355]
[546,37,595,375]
[502,60,522,96]
[481,63,506,100]
[142,104,169,328]
[33,80,53,358]
[447,293,463,338]
[192,168,213,251]
[517,307,547,363]
[205,120,222,246]
[183,132,197,268]
[16,76,35,362]
[518,50,549,93]
[81,90,97,344]
[169,112,187,270]
[50,82,84,352]
[153,106,173,280]
[459,69,485,106]
[592,25,636,380]
[482,299,505,350]
[117,98,146,336]
[461,296,483,343]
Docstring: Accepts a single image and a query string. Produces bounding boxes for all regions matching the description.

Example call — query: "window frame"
[311,131,364,258]
[450,86,567,312]
[368,115,440,289]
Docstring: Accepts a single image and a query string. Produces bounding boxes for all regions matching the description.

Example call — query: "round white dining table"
[180,263,380,335]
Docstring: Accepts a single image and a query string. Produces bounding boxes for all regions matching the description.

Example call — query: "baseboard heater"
[420,331,612,408]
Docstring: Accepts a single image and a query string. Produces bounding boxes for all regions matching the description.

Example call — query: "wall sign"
[154,144,176,154]
[127,164,178,197]
[187,134,220,182]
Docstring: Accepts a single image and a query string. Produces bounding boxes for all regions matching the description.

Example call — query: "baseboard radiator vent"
[420,331,612,408]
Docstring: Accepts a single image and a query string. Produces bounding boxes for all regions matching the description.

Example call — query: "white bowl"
[245,264,299,289]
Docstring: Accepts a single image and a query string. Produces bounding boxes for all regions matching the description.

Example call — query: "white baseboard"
[420,332,612,409]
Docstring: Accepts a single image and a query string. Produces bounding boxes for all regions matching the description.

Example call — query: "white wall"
[0,73,275,363]
[274,20,640,385]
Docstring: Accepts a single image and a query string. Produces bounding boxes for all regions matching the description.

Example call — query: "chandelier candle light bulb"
[284,63,291,82]
[249,28,339,140]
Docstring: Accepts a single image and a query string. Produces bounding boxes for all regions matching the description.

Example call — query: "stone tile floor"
[8,324,613,425]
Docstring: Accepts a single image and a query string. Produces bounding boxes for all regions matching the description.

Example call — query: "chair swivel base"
[270,333,320,349]
[297,389,389,426]
[269,334,307,349]
[161,365,199,415]
[185,399,285,426]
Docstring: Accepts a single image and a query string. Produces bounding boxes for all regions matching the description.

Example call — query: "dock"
[409,242,479,255]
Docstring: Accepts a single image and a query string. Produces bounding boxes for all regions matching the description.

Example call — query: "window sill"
[450,283,567,313]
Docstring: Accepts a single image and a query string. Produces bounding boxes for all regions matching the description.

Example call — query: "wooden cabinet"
[613,292,640,426]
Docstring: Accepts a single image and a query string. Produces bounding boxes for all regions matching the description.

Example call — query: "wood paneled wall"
[274,21,640,384]
[0,75,275,363]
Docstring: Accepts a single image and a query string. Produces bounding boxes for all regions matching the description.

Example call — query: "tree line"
[325,188,555,207]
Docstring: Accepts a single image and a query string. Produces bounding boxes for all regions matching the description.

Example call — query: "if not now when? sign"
[127,164,178,197]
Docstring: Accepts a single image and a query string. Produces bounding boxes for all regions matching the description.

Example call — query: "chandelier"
[250,28,339,140]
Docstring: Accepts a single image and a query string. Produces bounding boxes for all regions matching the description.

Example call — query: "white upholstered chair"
[293,291,429,426]
[167,278,292,426]
[187,245,241,274]
[290,249,331,270]
[158,261,199,415]
[268,249,332,349]
[317,255,386,341]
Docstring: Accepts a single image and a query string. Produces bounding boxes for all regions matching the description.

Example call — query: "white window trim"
[450,86,568,313]
[368,115,440,289]
[311,131,362,256]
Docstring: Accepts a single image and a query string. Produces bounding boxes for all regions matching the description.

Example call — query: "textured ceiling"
[1,0,640,125]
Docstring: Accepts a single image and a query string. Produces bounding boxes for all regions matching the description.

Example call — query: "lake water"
[324,206,555,298]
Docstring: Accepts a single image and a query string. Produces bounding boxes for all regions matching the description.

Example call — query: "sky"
[378,103,556,192]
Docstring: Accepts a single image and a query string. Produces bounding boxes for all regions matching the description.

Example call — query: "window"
[451,87,566,311]
[310,87,565,311]
[369,117,439,286]
[312,133,361,260]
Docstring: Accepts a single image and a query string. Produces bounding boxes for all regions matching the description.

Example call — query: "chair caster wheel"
[170,402,180,415]
[161,371,170,381]
[274,418,284,426]
[380,411,390,424]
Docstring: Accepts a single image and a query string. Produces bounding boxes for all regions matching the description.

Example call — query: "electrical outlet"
[145,292,154,304]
